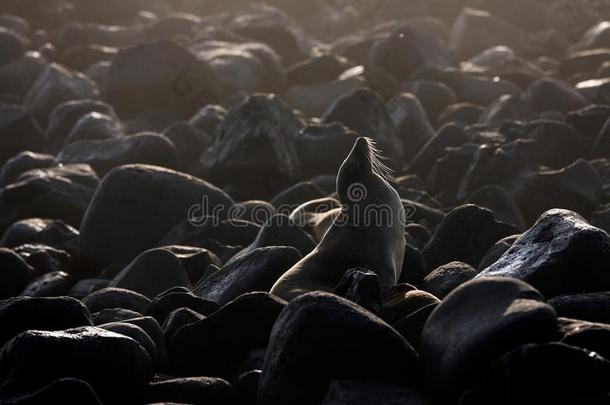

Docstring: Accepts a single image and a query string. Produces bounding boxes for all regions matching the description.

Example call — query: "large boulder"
[201,94,304,199]
[23,63,99,128]
[58,133,177,177]
[0,326,153,403]
[258,292,419,405]
[420,278,559,401]
[478,209,610,298]
[106,40,225,122]
[110,248,192,300]
[370,25,456,82]
[0,164,99,231]
[78,164,234,267]
[0,295,91,349]
[423,205,519,270]
[193,246,301,306]
[169,292,285,378]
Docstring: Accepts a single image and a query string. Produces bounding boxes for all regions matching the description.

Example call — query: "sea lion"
[271,137,406,300]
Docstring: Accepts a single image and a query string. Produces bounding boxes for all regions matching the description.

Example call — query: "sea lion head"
[337,137,404,229]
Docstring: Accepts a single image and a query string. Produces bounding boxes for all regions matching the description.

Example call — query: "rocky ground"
[0,0,610,404]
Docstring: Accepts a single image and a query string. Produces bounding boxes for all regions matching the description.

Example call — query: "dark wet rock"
[64,112,121,146]
[562,48,610,78]
[450,8,524,59]
[233,200,276,226]
[110,248,192,300]
[0,296,91,348]
[0,152,55,187]
[370,25,456,82]
[145,290,218,325]
[159,217,260,249]
[593,116,610,159]
[79,164,233,267]
[12,243,72,275]
[421,261,477,299]
[0,326,153,403]
[0,27,26,66]
[423,205,519,270]
[0,378,103,405]
[512,160,602,225]
[45,99,116,154]
[192,41,285,95]
[466,185,526,230]
[228,214,315,264]
[285,76,364,118]
[202,94,304,199]
[162,245,222,285]
[477,235,519,271]
[107,40,224,121]
[399,243,427,286]
[479,94,535,126]
[70,279,110,299]
[99,322,160,369]
[459,343,610,405]
[162,307,205,341]
[560,318,610,360]
[518,120,584,169]
[525,77,588,114]
[72,0,141,24]
[0,106,45,166]
[567,105,610,152]
[286,54,353,86]
[258,292,418,405]
[82,287,151,314]
[333,268,383,315]
[163,121,212,174]
[0,247,34,299]
[237,370,260,405]
[122,316,167,370]
[438,102,485,127]
[427,143,479,203]
[575,77,610,105]
[578,21,610,50]
[270,182,325,212]
[170,292,285,377]
[193,246,301,306]
[591,204,610,234]
[383,289,440,324]
[0,219,78,250]
[0,164,99,230]
[188,239,243,264]
[414,68,522,106]
[189,104,227,136]
[405,223,432,248]
[23,63,99,128]
[144,13,201,41]
[549,292,610,324]
[21,271,72,297]
[91,308,142,325]
[387,93,435,162]
[322,88,402,167]
[479,209,610,298]
[320,380,430,405]
[402,80,457,123]
[143,376,235,405]
[59,44,118,73]
[59,132,177,177]
[393,302,438,351]
[402,199,446,230]
[420,278,559,401]
[0,15,29,36]
[296,123,358,180]
[408,124,471,179]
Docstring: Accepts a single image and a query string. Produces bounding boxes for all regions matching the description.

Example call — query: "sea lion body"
[271,138,405,300]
